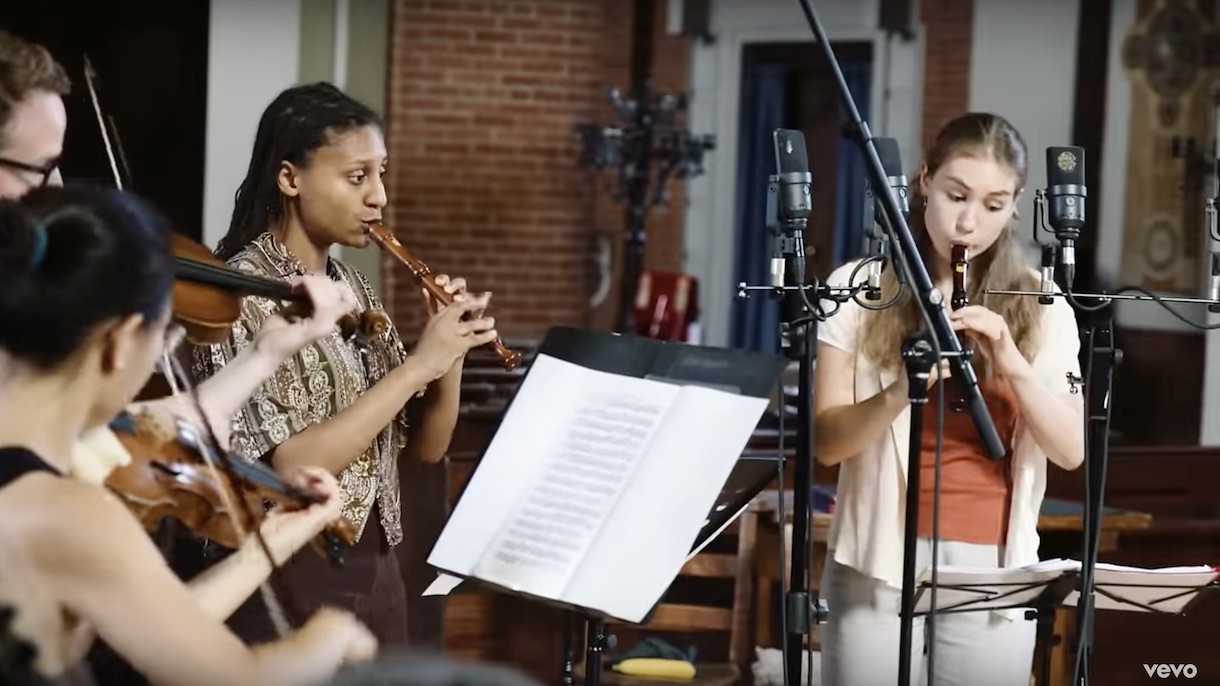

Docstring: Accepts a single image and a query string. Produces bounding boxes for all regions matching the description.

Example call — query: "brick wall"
[920,0,974,148]
[383,0,689,343]
[382,0,969,344]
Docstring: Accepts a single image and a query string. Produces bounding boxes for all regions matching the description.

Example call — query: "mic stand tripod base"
[898,334,937,686]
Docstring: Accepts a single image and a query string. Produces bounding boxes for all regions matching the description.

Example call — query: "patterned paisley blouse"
[192,232,420,546]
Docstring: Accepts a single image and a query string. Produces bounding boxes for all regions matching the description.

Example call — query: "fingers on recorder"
[438,297,496,330]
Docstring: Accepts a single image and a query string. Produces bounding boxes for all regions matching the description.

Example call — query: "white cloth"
[817,258,1081,621]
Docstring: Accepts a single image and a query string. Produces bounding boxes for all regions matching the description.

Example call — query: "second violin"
[99,408,357,564]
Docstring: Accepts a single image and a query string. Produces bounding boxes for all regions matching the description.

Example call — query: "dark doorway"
[730,41,873,353]
[1,0,210,240]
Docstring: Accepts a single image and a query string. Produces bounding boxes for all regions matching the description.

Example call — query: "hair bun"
[0,200,40,289]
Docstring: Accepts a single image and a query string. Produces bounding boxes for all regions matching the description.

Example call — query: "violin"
[80,56,356,595]
[364,220,522,371]
[101,408,356,562]
[170,232,390,347]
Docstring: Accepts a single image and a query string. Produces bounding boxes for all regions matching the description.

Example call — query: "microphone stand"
[768,139,828,686]
[792,4,1005,686]
[740,145,889,685]
[988,187,1220,685]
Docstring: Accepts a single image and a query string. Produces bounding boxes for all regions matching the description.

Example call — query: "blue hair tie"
[28,223,48,270]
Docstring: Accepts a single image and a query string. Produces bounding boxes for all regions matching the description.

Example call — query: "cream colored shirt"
[818,259,1082,616]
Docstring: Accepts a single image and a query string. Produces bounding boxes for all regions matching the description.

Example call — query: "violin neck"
[175,257,298,301]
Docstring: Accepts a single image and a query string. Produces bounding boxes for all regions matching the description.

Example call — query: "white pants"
[820,538,1037,686]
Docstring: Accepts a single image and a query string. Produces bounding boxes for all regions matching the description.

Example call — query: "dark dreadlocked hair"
[214,81,383,261]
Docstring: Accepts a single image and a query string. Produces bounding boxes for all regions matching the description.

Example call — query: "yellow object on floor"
[611,657,697,680]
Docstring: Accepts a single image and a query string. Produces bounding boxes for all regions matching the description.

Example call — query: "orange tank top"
[916,375,1021,545]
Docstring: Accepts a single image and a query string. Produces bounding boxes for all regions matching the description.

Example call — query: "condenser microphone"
[769,130,813,291]
[862,138,907,298]
[770,129,813,358]
[877,137,910,216]
[1046,146,1087,288]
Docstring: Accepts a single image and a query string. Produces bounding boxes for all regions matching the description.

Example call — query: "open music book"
[914,558,1218,615]
[428,338,783,623]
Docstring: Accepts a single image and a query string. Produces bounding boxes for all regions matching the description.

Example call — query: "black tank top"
[0,447,96,686]
[0,447,61,489]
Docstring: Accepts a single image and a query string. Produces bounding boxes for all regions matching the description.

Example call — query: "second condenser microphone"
[865,138,908,296]
[1046,146,1087,288]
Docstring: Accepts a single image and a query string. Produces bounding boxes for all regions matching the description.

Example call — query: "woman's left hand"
[423,274,491,320]
[422,274,491,374]
[949,305,1028,377]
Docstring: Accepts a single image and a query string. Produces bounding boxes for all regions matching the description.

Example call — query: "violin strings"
[158,346,293,638]
[174,258,296,299]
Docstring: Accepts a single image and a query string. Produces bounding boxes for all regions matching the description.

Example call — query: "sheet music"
[472,380,673,596]
[427,355,679,600]
[914,560,1076,614]
[422,573,464,597]
[562,383,767,622]
[1063,563,1219,613]
[915,558,1219,614]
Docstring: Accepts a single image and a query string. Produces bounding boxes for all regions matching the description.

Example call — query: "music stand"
[561,454,783,683]
[1064,565,1219,615]
[426,326,787,686]
[913,565,1079,686]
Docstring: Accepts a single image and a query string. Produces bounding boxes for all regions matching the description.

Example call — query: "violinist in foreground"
[0,29,367,460]
[0,186,378,686]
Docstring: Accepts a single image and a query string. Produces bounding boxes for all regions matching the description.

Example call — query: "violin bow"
[81,55,301,635]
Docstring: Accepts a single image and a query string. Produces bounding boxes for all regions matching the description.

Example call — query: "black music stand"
[912,565,1079,686]
[426,326,787,686]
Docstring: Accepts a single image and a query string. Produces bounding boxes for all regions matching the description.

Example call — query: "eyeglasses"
[0,156,60,189]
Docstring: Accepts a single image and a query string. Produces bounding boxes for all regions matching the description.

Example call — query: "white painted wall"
[202,0,302,249]
[684,0,923,347]
[967,0,1081,235]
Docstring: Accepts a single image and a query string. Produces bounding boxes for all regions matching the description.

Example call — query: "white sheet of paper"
[471,362,677,598]
[561,384,768,622]
[423,573,465,597]
[913,563,1074,614]
[426,352,772,622]
[428,355,677,598]
[1063,564,1218,613]
[914,558,1219,614]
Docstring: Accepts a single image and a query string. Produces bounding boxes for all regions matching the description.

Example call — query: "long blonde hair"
[860,113,1042,374]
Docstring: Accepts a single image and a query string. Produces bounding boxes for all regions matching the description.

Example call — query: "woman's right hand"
[411,297,499,379]
[888,359,950,400]
[254,275,360,361]
[300,607,379,666]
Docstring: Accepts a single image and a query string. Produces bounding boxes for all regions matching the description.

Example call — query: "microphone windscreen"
[1047,146,1085,188]
[774,129,809,175]
[876,137,903,177]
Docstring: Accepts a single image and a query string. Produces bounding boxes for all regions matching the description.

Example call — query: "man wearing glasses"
[0,28,68,197]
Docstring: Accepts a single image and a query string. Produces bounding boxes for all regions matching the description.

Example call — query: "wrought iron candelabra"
[575,85,715,333]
